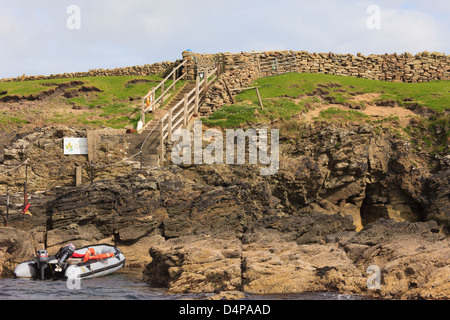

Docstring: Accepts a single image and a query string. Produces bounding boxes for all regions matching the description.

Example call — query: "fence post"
[161,82,165,107]
[183,93,188,127]
[168,109,173,142]
[75,166,82,186]
[224,81,235,104]
[90,161,94,185]
[203,70,209,99]
[195,77,200,116]
[152,91,156,111]
[141,98,146,125]
[255,87,264,110]
[159,121,165,167]
[173,71,176,93]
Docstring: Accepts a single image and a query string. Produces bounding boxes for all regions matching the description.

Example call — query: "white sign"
[64,138,88,155]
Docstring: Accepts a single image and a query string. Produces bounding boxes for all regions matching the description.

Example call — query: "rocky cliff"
[0,123,448,299]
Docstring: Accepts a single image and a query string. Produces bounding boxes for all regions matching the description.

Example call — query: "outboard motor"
[55,243,76,272]
[36,249,49,280]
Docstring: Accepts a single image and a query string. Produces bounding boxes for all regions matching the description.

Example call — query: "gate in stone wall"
[193,54,225,80]
[257,53,299,77]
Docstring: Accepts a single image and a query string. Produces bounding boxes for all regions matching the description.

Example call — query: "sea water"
[0,268,363,300]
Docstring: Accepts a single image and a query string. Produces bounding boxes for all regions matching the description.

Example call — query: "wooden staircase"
[125,63,220,169]
[126,81,197,168]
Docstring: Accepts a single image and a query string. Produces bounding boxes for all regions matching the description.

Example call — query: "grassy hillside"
[202,73,449,155]
[239,73,449,111]
[0,75,185,130]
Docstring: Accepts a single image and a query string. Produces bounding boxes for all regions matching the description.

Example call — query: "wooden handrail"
[144,61,186,99]
[140,65,221,167]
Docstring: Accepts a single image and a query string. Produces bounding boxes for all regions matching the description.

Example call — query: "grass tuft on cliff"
[0,75,186,130]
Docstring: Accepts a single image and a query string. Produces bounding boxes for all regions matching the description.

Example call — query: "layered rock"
[143,219,449,299]
[0,227,35,275]
[340,219,449,299]
[1,122,448,299]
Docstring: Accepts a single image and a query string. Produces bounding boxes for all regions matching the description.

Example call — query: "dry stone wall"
[0,61,174,83]
[182,50,450,115]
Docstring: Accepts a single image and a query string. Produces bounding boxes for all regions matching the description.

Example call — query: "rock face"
[0,227,35,275]
[341,219,449,299]
[0,126,132,195]
[143,219,449,299]
[1,123,448,299]
[422,169,450,230]
[144,235,242,293]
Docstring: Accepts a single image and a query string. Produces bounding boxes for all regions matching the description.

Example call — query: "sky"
[0,0,449,78]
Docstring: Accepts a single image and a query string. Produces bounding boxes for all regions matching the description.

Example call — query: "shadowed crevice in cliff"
[360,182,425,227]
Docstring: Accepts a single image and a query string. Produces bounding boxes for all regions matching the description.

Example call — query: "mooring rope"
[0,161,27,176]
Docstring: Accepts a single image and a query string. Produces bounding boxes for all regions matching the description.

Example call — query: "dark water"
[0,268,363,300]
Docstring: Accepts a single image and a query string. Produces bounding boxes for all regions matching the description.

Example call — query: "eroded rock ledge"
[142,219,449,300]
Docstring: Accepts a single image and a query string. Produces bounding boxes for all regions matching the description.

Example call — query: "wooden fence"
[140,66,220,165]
[140,60,187,123]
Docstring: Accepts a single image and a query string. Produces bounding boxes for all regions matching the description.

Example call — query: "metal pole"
[5,188,9,227]
[24,162,28,205]
[23,162,28,220]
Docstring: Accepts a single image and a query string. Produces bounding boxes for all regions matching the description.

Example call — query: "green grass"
[0,75,161,100]
[0,113,28,125]
[202,98,307,128]
[203,72,449,128]
[0,75,179,129]
[403,114,450,155]
[237,73,450,112]
[0,80,60,97]
[203,72,449,155]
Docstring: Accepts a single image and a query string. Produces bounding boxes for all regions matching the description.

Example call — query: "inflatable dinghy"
[14,243,125,280]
